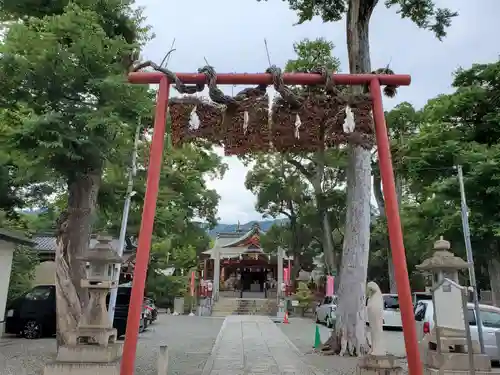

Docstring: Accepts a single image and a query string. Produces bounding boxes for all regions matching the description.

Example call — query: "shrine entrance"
[240,266,266,293]
[230,258,274,298]
[217,250,283,299]
[200,223,290,299]
[120,62,422,375]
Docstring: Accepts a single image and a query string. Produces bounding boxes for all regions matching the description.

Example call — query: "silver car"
[315,295,337,328]
[414,300,500,360]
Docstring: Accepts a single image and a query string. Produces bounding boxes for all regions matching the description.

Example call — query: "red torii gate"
[120,70,422,375]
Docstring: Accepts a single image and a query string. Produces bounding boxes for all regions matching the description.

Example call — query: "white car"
[315,295,337,328]
[382,294,402,329]
[380,293,433,329]
[414,300,500,361]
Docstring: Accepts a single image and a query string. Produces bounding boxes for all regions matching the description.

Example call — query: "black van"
[4,284,146,339]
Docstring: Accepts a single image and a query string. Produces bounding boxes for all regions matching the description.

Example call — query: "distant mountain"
[206,219,286,237]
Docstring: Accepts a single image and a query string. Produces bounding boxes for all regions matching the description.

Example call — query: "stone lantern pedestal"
[44,236,124,375]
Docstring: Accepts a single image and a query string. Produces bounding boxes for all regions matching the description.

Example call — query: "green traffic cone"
[314,325,321,348]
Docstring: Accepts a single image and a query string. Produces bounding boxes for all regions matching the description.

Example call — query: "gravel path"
[279,317,500,375]
[3,315,500,375]
[0,315,223,375]
[279,318,409,374]
[278,318,361,375]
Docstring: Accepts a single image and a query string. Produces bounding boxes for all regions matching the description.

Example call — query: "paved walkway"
[201,315,325,375]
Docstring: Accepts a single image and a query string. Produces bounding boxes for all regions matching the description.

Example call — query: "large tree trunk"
[288,207,301,284]
[488,258,500,307]
[312,149,336,274]
[55,171,101,347]
[330,147,372,355]
[325,0,377,356]
[373,172,401,294]
[287,153,336,275]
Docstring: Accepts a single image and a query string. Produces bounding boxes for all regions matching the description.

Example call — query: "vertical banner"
[326,276,335,296]
[283,267,290,285]
[190,271,196,297]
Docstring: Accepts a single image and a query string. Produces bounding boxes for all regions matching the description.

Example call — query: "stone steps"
[211,298,277,317]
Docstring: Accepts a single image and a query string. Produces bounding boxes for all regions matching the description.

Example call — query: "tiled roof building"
[32,233,136,261]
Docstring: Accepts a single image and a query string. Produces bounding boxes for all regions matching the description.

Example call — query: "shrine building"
[200,223,292,299]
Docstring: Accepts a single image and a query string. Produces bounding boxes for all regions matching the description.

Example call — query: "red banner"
[326,276,335,296]
[284,267,290,285]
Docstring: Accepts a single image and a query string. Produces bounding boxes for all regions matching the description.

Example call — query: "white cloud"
[136,0,500,224]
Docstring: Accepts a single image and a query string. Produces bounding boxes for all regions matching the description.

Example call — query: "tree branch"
[373,172,385,215]
[279,210,292,219]
[286,157,314,179]
[360,0,379,22]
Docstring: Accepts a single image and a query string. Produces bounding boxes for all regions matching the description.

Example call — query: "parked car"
[143,298,158,324]
[414,300,500,361]
[381,294,402,329]
[315,295,337,328]
[4,284,146,339]
[412,292,432,305]
[380,292,431,329]
[112,284,148,337]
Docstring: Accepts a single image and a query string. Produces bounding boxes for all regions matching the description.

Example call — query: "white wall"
[0,240,14,335]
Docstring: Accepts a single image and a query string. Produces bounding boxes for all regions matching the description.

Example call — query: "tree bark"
[288,204,301,284]
[55,170,101,347]
[327,0,377,356]
[488,258,500,307]
[311,149,336,274]
[287,152,336,275]
[373,172,401,294]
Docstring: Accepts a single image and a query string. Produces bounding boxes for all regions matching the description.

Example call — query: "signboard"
[433,278,465,331]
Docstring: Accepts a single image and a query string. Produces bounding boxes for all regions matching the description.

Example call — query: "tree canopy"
[0,0,226,344]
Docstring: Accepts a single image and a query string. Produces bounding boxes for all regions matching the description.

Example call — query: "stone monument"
[357,281,403,375]
[366,281,386,356]
[44,235,123,375]
[417,237,491,375]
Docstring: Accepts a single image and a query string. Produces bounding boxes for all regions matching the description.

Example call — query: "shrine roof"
[221,226,264,248]
[202,224,265,257]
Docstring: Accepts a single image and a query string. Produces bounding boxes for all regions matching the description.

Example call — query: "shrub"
[293,282,314,316]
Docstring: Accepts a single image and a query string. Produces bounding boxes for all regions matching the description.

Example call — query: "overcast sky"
[137,0,500,224]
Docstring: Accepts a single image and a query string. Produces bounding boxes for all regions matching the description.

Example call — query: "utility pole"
[108,123,141,323]
[457,165,485,353]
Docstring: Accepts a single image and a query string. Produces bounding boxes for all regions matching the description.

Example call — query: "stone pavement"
[0,315,223,375]
[202,315,325,375]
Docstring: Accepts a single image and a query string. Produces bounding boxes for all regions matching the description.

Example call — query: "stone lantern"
[416,236,469,288]
[415,237,492,374]
[45,235,124,375]
[71,235,123,346]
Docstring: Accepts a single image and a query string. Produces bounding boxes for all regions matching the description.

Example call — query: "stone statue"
[366,281,386,356]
